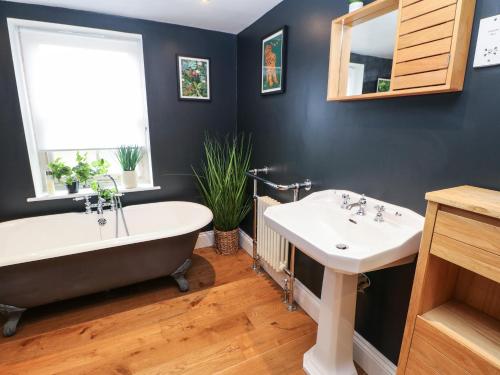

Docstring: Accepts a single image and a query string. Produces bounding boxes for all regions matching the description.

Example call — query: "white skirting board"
[195,230,215,249]
[195,230,397,375]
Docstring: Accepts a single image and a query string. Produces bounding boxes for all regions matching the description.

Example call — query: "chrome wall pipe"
[246,167,312,312]
[246,171,312,193]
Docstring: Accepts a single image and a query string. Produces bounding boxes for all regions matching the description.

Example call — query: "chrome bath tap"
[345,195,367,216]
[73,176,130,237]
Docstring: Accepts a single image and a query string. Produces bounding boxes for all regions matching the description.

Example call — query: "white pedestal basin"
[264,190,424,375]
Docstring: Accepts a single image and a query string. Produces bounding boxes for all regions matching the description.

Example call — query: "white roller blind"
[17,25,148,150]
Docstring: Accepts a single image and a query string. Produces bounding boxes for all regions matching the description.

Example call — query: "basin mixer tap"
[345,195,367,216]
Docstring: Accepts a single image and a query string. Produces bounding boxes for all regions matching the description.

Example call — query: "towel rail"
[247,167,312,312]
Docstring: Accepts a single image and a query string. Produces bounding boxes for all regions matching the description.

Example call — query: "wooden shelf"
[419,301,500,371]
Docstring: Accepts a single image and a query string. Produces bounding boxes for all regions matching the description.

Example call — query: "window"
[8,18,154,197]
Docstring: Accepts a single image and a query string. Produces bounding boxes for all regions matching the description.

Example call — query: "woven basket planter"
[214,228,239,256]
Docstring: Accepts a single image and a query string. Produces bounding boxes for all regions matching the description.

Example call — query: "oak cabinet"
[397,186,500,374]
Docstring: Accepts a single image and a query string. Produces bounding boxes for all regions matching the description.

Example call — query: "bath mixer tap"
[96,196,108,215]
[73,176,130,237]
[345,195,367,216]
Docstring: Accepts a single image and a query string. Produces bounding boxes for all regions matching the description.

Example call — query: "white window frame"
[7,18,155,198]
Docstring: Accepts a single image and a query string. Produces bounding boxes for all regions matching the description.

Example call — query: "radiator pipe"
[250,167,268,272]
[286,187,300,311]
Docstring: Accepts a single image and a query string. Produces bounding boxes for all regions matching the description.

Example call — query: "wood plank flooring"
[0,248,366,374]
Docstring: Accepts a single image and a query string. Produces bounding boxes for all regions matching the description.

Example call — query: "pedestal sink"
[264,190,424,375]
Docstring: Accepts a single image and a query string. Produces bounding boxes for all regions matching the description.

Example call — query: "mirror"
[346,10,398,96]
[328,0,475,101]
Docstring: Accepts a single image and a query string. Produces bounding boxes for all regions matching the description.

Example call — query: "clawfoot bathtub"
[0,201,212,337]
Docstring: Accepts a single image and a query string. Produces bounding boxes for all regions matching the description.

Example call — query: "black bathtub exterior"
[0,231,198,336]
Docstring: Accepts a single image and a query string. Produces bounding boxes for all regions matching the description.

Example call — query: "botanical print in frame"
[261,26,287,95]
[377,78,391,93]
[177,55,211,101]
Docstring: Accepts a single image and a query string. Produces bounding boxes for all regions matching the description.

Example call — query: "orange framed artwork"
[261,26,288,96]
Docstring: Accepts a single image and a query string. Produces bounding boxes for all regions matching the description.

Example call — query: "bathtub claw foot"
[171,259,192,292]
[0,304,26,337]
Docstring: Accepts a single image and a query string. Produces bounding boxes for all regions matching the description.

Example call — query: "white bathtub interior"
[0,201,212,268]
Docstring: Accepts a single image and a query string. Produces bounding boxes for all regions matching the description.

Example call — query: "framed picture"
[261,26,288,95]
[377,78,391,93]
[177,55,211,101]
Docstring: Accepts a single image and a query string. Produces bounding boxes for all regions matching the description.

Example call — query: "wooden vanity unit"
[397,186,500,374]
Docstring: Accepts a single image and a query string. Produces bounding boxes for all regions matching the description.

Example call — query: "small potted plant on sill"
[72,152,110,193]
[48,153,110,195]
[193,134,252,256]
[116,145,144,189]
[48,158,73,193]
[73,152,94,188]
[64,173,80,194]
[348,0,364,12]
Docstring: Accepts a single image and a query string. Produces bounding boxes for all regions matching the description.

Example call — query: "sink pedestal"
[303,268,358,375]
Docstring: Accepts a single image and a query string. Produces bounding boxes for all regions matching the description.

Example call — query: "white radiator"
[257,196,289,272]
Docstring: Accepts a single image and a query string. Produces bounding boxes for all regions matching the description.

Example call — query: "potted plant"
[48,158,75,193]
[71,152,110,193]
[193,134,252,255]
[48,153,110,195]
[64,173,80,194]
[348,0,364,12]
[73,152,93,188]
[116,145,144,189]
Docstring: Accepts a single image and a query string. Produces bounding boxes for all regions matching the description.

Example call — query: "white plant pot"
[122,170,138,189]
[349,1,364,12]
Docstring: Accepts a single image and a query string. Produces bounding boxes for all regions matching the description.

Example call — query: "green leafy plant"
[48,153,110,189]
[73,152,93,185]
[116,145,144,171]
[72,152,110,186]
[64,173,78,187]
[90,180,117,201]
[193,134,252,232]
[48,158,72,182]
[92,158,111,176]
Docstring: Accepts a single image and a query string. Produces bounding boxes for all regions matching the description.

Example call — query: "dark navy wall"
[237,0,500,364]
[0,1,237,222]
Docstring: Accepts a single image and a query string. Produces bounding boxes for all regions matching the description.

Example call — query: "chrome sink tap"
[346,195,367,216]
[374,205,385,223]
[341,193,351,209]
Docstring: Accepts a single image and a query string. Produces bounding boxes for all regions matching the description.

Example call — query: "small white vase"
[349,1,364,12]
[122,170,138,189]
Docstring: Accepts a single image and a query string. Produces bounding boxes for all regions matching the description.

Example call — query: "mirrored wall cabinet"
[327,0,476,101]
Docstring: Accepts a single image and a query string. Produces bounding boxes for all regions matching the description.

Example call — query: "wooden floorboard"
[0,248,366,374]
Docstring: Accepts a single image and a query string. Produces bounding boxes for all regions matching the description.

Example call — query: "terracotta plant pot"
[214,228,239,256]
[122,170,138,189]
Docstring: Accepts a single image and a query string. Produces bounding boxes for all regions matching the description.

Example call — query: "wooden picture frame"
[176,55,211,101]
[261,26,288,96]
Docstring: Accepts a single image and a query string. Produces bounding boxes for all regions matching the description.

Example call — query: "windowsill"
[27,185,161,203]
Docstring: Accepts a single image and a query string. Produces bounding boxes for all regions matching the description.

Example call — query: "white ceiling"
[351,11,398,59]
[2,0,283,34]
